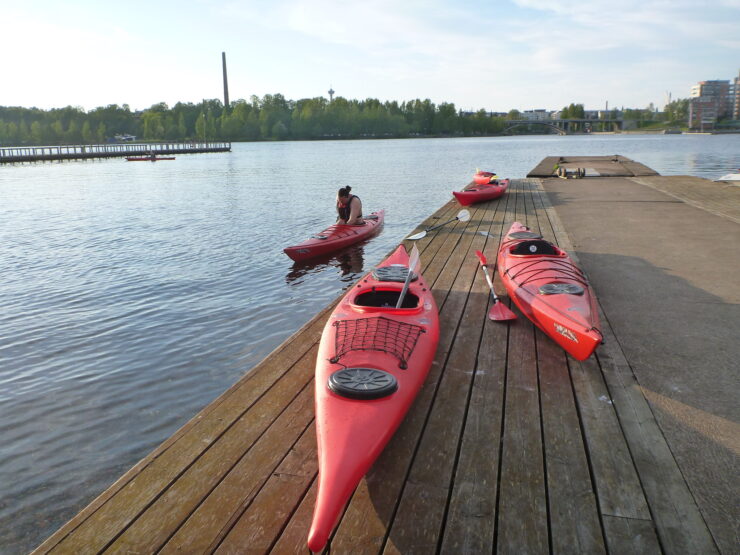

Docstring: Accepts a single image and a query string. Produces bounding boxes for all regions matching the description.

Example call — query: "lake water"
[1,134,739,552]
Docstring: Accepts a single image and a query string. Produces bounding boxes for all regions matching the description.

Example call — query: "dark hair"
[337,186,352,197]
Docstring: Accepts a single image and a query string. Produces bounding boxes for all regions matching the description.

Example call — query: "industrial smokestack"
[222,52,230,108]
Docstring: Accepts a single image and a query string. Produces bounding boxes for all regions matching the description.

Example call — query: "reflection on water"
[286,244,367,285]
[1,134,739,553]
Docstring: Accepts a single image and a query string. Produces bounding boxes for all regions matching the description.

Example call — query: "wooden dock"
[0,141,231,163]
[34,163,730,553]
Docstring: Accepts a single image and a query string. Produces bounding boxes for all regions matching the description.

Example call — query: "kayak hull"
[497,222,602,360]
[307,244,439,552]
[284,210,385,262]
[453,179,509,206]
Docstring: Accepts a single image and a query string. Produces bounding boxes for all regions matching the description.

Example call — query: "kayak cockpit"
[351,288,420,311]
[509,239,565,257]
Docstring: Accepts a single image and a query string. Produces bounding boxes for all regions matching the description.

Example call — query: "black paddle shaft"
[425,215,459,233]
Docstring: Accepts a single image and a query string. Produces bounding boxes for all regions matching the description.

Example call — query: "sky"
[2,0,739,113]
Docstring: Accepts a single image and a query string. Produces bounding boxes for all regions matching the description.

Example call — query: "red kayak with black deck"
[453,178,509,206]
[497,222,602,360]
[307,244,439,552]
[284,210,385,262]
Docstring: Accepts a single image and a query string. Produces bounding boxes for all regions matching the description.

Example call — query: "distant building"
[114,134,137,142]
[688,79,731,129]
[733,70,740,120]
[521,109,550,121]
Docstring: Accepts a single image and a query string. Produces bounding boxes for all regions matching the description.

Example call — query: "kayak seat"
[511,240,558,256]
[354,290,419,309]
[372,266,418,283]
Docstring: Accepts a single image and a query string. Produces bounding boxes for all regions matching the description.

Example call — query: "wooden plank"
[35,299,335,553]
[537,329,606,554]
[40,315,329,553]
[568,356,653,521]
[212,423,318,553]
[127,377,315,553]
[597,323,718,554]
[269,480,320,553]
[382,205,500,552]
[438,184,512,553]
[602,515,661,554]
[495,183,548,555]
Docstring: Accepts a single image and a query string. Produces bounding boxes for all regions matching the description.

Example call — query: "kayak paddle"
[395,244,421,308]
[475,250,516,321]
[407,209,471,240]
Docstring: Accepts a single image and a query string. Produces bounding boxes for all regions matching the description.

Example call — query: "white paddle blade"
[408,244,421,274]
[458,209,471,222]
[407,230,426,240]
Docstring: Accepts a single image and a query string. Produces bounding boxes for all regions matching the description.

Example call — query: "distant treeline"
[0,95,690,146]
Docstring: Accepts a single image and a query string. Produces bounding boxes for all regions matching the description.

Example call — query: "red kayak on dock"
[307,244,439,552]
[284,210,384,262]
[497,222,602,360]
[473,170,497,185]
[453,178,509,206]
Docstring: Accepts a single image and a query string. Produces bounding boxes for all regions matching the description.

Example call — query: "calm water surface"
[1,134,738,552]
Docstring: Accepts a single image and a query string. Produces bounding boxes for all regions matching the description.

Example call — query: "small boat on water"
[126,156,176,161]
[497,222,602,360]
[453,178,510,206]
[307,244,439,552]
[284,210,384,261]
[716,170,740,182]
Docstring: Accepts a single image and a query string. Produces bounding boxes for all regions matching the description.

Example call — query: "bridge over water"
[504,118,623,135]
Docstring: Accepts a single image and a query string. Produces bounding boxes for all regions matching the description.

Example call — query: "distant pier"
[0,141,231,163]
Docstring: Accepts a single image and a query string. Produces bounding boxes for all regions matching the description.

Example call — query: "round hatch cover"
[509,231,543,239]
[539,282,585,295]
[327,368,398,399]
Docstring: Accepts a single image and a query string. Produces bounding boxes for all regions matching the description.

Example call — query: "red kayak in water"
[497,222,602,360]
[284,211,385,262]
[307,244,439,552]
[453,178,509,206]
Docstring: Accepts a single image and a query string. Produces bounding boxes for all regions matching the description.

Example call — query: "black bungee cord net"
[330,316,425,370]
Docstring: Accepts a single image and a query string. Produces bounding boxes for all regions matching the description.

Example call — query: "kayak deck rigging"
[329,316,426,369]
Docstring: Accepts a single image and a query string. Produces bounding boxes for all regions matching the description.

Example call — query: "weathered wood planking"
[34,175,717,555]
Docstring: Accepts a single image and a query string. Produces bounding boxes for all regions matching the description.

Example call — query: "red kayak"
[453,178,509,206]
[284,210,384,262]
[307,244,439,552]
[497,222,602,360]
[126,156,176,161]
[473,170,497,185]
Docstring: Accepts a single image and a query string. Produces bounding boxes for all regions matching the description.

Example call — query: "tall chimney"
[222,52,230,108]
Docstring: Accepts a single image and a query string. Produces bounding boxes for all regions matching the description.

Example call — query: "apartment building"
[689,79,731,129]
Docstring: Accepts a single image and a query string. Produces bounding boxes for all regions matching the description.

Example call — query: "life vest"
[337,195,362,221]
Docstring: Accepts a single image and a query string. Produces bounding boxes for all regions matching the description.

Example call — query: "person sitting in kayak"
[336,186,364,225]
